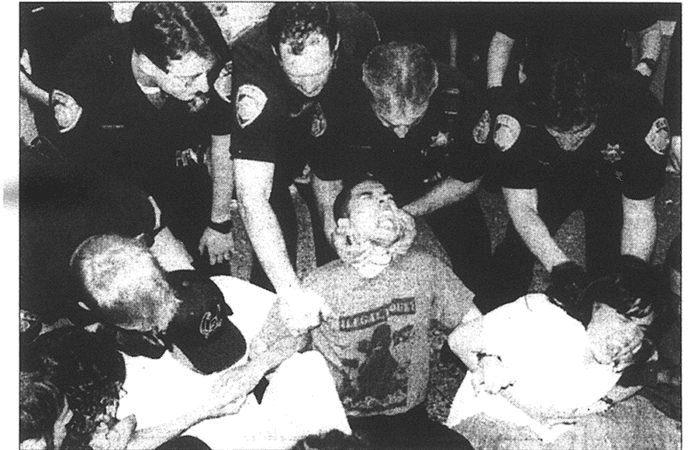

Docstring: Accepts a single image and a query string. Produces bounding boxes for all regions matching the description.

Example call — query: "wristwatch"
[208,219,233,234]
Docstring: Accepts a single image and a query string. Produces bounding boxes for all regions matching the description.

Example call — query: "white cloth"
[447,294,621,441]
[118,276,351,449]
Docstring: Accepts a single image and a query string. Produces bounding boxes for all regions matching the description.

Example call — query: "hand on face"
[587,304,645,370]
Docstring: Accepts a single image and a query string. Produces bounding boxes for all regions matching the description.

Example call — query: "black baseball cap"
[164,270,247,374]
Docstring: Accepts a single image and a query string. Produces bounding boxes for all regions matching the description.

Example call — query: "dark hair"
[24,327,126,449]
[290,429,368,450]
[130,2,227,71]
[20,371,64,448]
[582,271,660,328]
[362,41,438,114]
[268,2,337,55]
[531,51,602,131]
[332,175,380,222]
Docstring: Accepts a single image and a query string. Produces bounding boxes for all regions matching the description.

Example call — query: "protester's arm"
[620,195,656,261]
[124,356,273,449]
[504,187,571,272]
[487,31,516,88]
[402,176,481,217]
[311,174,343,245]
[448,317,487,374]
[199,133,235,265]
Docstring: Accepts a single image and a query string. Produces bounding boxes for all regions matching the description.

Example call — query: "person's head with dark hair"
[362,41,438,139]
[20,371,73,450]
[129,2,228,111]
[290,429,368,450]
[24,326,126,449]
[582,270,659,370]
[532,50,602,151]
[268,2,339,98]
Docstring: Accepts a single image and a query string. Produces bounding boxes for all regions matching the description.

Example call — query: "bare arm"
[487,31,516,88]
[620,195,656,261]
[503,187,570,272]
[199,134,235,265]
[311,174,343,245]
[125,356,272,449]
[634,21,662,76]
[402,177,481,217]
[234,159,298,292]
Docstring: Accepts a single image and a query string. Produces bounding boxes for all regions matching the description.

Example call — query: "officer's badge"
[214,61,233,103]
[494,114,521,152]
[236,84,267,128]
[645,117,670,155]
[430,131,450,148]
[601,143,624,163]
[311,102,327,137]
[472,110,491,144]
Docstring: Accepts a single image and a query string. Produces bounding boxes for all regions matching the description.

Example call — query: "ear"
[336,217,351,231]
[430,66,440,97]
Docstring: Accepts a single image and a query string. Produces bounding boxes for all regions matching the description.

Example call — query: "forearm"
[621,198,657,261]
[20,73,50,106]
[509,205,569,272]
[487,31,515,88]
[403,177,481,217]
[638,21,662,63]
[238,196,299,292]
[209,134,234,222]
[311,175,342,244]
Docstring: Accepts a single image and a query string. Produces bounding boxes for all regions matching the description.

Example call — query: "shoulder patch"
[494,114,521,152]
[213,62,233,103]
[472,109,491,144]
[236,84,268,128]
[644,117,670,155]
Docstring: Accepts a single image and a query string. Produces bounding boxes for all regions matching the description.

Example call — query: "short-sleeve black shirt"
[55,25,232,204]
[230,3,379,187]
[494,90,669,201]
[316,65,489,207]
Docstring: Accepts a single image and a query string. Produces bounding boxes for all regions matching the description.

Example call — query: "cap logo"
[199,304,223,339]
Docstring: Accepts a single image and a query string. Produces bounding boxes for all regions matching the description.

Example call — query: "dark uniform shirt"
[494,90,669,201]
[230,3,379,189]
[55,24,232,224]
[320,66,488,207]
[496,3,659,74]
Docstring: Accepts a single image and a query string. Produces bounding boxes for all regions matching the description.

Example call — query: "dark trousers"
[425,197,493,298]
[348,403,474,449]
[249,183,298,292]
[483,180,623,312]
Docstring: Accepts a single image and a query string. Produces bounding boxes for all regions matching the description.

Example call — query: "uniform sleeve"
[203,93,234,136]
[438,68,489,184]
[617,92,669,200]
[428,254,476,330]
[491,128,541,190]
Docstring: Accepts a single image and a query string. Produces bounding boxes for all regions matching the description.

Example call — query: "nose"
[393,125,409,139]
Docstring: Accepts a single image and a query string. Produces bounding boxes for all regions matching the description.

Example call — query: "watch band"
[208,219,233,234]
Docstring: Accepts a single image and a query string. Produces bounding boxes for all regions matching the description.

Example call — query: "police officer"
[485,3,662,150]
[226,3,378,331]
[52,3,234,276]
[313,41,493,299]
[484,49,669,312]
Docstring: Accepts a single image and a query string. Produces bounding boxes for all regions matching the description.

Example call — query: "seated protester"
[256,178,482,449]
[70,234,351,449]
[20,371,72,450]
[447,263,680,449]
[484,48,669,312]
[20,137,192,326]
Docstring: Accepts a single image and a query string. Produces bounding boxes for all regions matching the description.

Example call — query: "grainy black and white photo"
[19,2,681,449]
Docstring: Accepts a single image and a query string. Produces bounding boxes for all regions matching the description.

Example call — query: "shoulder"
[606,91,670,155]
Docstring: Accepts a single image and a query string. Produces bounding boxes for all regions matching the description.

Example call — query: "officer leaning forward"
[313,41,494,300]
[483,49,669,312]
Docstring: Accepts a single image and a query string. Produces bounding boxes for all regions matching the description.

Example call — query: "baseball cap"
[164,270,247,374]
